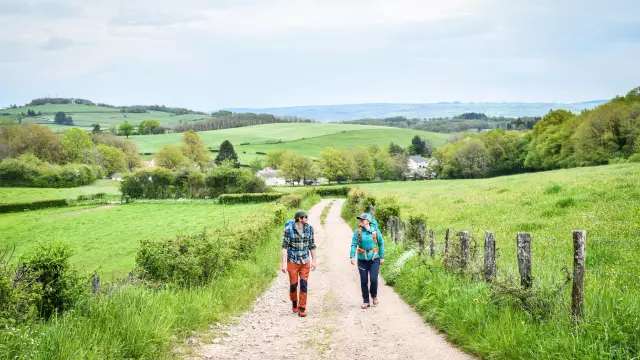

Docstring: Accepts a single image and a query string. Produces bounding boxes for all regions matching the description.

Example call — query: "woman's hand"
[350,258,356,265]
[380,259,385,265]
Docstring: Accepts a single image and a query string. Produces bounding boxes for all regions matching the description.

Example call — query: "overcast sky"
[0,0,639,110]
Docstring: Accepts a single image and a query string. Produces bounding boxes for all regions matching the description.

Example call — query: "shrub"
[556,197,577,208]
[407,213,428,244]
[218,193,282,204]
[316,186,351,197]
[375,196,401,233]
[0,252,42,326]
[628,153,640,163]
[346,187,366,217]
[0,155,103,188]
[544,183,563,194]
[0,199,69,214]
[279,194,303,208]
[19,242,86,319]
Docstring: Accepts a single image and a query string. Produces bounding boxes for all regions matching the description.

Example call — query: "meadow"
[2,104,210,129]
[0,202,268,279]
[131,123,450,163]
[0,180,121,203]
[352,163,640,359]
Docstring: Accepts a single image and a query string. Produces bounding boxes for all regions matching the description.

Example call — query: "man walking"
[281,210,317,317]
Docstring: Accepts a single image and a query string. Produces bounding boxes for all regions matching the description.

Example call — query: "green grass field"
[130,123,450,162]
[0,180,121,203]
[1,104,210,129]
[0,202,271,279]
[352,163,640,359]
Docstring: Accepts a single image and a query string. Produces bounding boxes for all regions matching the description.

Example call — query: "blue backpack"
[284,220,311,241]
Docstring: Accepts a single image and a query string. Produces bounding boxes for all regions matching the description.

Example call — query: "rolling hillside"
[130,123,450,163]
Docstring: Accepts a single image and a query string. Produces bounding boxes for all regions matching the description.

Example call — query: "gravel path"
[187,199,475,360]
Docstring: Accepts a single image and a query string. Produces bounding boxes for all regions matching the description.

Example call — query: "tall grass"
[0,195,320,359]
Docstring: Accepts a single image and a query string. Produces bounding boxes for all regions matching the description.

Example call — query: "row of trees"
[173,112,313,133]
[54,112,73,125]
[344,115,541,133]
[0,122,142,180]
[433,87,640,178]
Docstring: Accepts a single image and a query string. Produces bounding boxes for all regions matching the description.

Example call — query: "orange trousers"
[287,261,310,309]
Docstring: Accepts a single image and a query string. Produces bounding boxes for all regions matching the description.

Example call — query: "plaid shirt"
[282,223,316,264]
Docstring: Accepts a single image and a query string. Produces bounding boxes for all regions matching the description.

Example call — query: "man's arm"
[281,228,289,274]
[309,225,317,270]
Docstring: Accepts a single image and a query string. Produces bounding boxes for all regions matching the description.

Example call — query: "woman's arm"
[349,229,359,259]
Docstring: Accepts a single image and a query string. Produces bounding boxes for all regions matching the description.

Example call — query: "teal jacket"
[350,219,385,261]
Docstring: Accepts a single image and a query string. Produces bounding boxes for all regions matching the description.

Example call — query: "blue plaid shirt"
[282,223,316,264]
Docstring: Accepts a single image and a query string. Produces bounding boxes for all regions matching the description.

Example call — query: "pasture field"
[353,163,640,359]
[0,180,121,203]
[131,123,450,162]
[2,104,210,128]
[0,202,269,279]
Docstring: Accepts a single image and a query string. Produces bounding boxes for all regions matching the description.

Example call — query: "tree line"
[173,112,313,133]
[343,114,541,133]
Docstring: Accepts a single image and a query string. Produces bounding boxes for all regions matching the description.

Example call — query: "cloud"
[39,37,74,51]
[108,8,207,26]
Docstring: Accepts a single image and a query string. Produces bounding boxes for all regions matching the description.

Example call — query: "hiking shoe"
[373,298,379,306]
[292,301,299,313]
[298,308,307,317]
[361,303,370,309]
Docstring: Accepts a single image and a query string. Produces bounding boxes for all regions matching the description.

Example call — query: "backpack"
[356,226,379,260]
[284,220,311,242]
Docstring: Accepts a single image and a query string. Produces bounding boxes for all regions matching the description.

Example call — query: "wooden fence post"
[401,221,406,243]
[388,216,394,241]
[572,230,586,320]
[484,232,496,282]
[516,232,532,288]
[92,274,101,294]
[429,229,435,259]
[418,224,426,253]
[460,231,470,270]
[445,228,451,261]
[393,218,399,243]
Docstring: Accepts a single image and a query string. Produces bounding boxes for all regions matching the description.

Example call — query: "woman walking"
[349,213,385,309]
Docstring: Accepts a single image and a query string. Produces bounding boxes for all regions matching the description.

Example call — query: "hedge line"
[316,186,351,197]
[218,193,283,204]
[0,199,70,213]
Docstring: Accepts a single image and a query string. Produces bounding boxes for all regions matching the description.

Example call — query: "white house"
[407,156,438,179]
[257,167,286,186]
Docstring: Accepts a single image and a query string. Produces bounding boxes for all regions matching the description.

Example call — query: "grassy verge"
[320,200,334,226]
[344,164,640,359]
[0,195,320,359]
[0,180,121,204]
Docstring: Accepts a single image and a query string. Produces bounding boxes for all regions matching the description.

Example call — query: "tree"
[138,120,165,135]
[279,151,316,185]
[155,145,190,170]
[391,152,409,180]
[249,158,265,172]
[372,150,396,180]
[118,122,134,138]
[409,136,426,156]
[215,140,239,167]
[54,112,72,125]
[351,148,375,181]
[455,139,490,178]
[181,131,211,167]
[524,109,575,170]
[265,150,286,169]
[97,144,127,176]
[5,124,62,164]
[320,148,354,183]
[92,124,101,134]
[388,142,406,156]
[108,124,118,135]
[61,128,94,164]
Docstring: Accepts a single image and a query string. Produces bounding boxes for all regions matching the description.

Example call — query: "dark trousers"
[357,258,380,304]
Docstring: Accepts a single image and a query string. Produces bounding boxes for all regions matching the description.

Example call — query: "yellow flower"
[473,298,479,303]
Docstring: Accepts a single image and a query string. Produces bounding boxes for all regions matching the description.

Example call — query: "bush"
[136,206,286,285]
[0,199,69,214]
[375,196,401,233]
[0,252,42,326]
[0,155,103,188]
[19,242,86,319]
[279,194,303,208]
[628,153,640,163]
[218,193,282,204]
[407,213,428,244]
[346,187,366,217]
[316,186,351,197]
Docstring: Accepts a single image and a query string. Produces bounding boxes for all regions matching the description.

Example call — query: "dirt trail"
[189,199,475,360]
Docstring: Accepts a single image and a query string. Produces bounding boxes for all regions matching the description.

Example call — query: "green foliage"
[374,196,400,232]
[351,148,375,181]
[206,161,268,197]
[371,150,397,180]
[265,150,285,169]
[278,194,303,208]
[218,193,282,204]
[181,131,211,167]
[544,183,563,194]
[407,213,427,243]
[346,187,366,217]
[54,112,73,125]
[249,157,265,172]
[0,123,62,164]
[315,186,351,197]
[155,145,190,170]
[19,242,86,319]
[61,128,94,164]
[96,144,126,176]
[118,122,134,138]
[0,253,42,326]
[279,151,316,183]
[0,199,69,214]
[0,154,103,188]
[215,140,239,167]
[320,148,354,183]
[137,120,166,135]
[136,205,285,285]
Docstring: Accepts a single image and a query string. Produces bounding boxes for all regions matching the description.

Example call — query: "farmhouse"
[256,167,286,186]
[407,156,437,179]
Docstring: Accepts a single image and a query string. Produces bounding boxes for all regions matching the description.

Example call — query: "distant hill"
[225,101,608,122]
